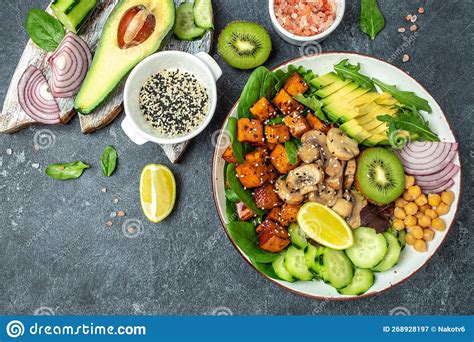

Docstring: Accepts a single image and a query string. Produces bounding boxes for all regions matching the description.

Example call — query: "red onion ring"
[421,179,454,194]
[416,164,460,188]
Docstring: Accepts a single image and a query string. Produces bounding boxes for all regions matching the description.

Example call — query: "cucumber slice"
[338,268,374,296]
[193,0,214,30]
[304,244,319,275]
[372,232,402,272]
[51,0,97,33]
[272,254,294,282]
[319,247,354,289]
[345,227,388,269]
[174,2,206,41]
[398,229,407,249]
[284,246,313,281]
[289,223,307,249]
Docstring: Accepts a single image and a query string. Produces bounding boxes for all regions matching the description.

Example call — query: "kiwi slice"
[355,148,405,205]
[218,21,272,70]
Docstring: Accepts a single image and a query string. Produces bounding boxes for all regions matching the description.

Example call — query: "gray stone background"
[1,0,473,315]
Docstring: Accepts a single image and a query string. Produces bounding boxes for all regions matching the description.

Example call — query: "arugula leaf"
[101,145,117,177]
[285,141,299,165]
[377,105,439,143]
[293,93,327,121]
[334,59,376,91]
[360,0,385,40]
[226,164,264,216]
[226,117,245,164]
[373,78,432,113]
[26,9,65,51]
[227,221,281,263]
[45,161,90,180]
[238,67,277,119]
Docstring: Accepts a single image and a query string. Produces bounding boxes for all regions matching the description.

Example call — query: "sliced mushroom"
[275,177,304,205]
[286,164,324,195]
[325,158,345,190]
[344,159,357,189]
[298,144,320,164]
[301,130,331,161]
[332,198,353,218]
[326,127,360,160]
[307,184,341,207]
[347,190,367,229]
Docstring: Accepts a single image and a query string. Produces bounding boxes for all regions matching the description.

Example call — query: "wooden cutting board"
[0,0,213,163]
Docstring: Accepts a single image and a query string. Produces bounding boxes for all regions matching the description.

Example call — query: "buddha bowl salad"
[221,59,459,295]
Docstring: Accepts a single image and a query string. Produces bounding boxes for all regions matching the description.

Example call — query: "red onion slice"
[400,148,458,176]
[49,32,91,98]
[17,65,60,124]
[399,142,448,160]
[421,179,454,194]
[397,143,458,175]
[416,165,460,188]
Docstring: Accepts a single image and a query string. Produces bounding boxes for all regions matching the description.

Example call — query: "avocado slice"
[310,72,340,88]
[374,92,398,106]
[340,121,371,143]
[363,133,389,146]
[349,92,379,107]
[339,86,371,103]
[357,105,397,125]
[324,102,359,123]
[315,78,352,98]
[322,82,360,105]
[75,0,175,114]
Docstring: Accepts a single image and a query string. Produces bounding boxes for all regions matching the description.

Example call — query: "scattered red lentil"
[410,24,417,31]
[418,7,425,14]
[274,0,337,37]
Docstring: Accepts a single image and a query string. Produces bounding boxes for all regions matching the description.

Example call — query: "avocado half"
[75,0,175,114]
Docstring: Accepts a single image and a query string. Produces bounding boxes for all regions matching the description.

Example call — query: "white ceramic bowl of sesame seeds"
[269,0,345,46]
[122,51,222,145]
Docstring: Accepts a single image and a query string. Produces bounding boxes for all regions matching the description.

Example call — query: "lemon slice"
[297,202,354,250]
[140,164,176,223]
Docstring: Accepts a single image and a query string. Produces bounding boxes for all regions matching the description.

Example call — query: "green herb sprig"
[45,161,90,180]
[25,9,65,51]
[373,78,432,113]
[360,0,385,40]
[334,59,376,91]
[101,145,118,177]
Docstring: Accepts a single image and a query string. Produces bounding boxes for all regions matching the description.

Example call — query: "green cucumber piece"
[319,247,354,289]
[272,254,294,282]
[193,0,214,30]
[345,227,388,269]
[338,268,374,296]
[398,229,407,249]
[51,0,97,33]
[174,2,206,41]
[304,244,320,276]
[288,223,307,249]
[372,232,402,272]
[284,246,313,281]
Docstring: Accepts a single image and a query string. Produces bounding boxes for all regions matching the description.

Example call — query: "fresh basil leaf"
[226,164,264,216]
[251,259,282,280]
[238,67,277,119]
[101,145,117,177]
[26,9,65,52]
[285,140,299,165]
[266,116,285,125]
[45,161,90,180]
[334,59,376,91]
[373,78,432,113]
[225,188,240,202]
[360,0,385,40]
[227,221,281,263]
[226,117,245,164]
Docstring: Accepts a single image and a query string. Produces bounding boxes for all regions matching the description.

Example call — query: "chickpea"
[394,207,406,220]
[423,229,435,241]
[415,212,424,220]
[418,215,432,228]
[408,185,422,199]
[405,232,416,245]
[441,190,455,205]
[403,190,415,202]
[424,208,438,220]
[415,194,428,206]
[396,198,408,208]
[393,219,405,230]
[405,175,415,189]
[431,217,446,231]
[419,203,430,213]
[427,193,441,207]
[436,202,450,216]
[404,202,418,216]
[404,215,417,227]
[410,226,424,239]
[414,239,427,252]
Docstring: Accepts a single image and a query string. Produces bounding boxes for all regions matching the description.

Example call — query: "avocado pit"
[117,5,156,49]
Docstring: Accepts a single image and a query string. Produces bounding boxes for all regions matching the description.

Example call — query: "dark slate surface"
[0,0,473,315]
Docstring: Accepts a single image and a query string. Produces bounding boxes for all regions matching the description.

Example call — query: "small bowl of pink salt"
[269,0,345,46]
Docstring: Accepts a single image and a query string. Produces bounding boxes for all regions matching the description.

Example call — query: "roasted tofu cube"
[283,112,311,138]
[266,142,277,151]
[245,148,268,165]
[284,72,309,96]
[270,144,299,174]
[265,124,291,144]
[222,145,237,164]
[306,112,330,133]
[267,207,289,226]
[235,163,269,188]
[265,164,278,183]
[257,220,291,253]
[273,89,304,115]
[237,118,265,146]
[236,202,256,221]
[250,97,277,121]
[280,203,301,223]
[253,184,281,210]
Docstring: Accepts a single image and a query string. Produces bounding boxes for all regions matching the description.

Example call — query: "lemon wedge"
[297,202,354,250]
[140,164,176,223]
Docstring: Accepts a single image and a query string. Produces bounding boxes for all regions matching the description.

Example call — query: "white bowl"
[121,51,222,145]
[212,52,461,300]
[268,0,345,46]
